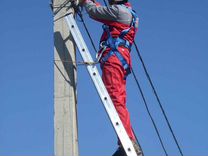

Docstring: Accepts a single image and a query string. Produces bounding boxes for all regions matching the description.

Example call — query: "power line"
[101,0,170,154]
[133,42,184,156]
[76,1,184,155]
[76,7,167,155]
[102,0,184,154]
[52,0,72,15]
[131,69,168,155]
[77,11,98,53]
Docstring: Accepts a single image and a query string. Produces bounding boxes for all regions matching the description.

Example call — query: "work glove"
[70,0,82,6]
[75,0,96,5]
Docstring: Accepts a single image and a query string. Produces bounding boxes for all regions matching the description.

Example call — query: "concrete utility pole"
[53,0,79,155]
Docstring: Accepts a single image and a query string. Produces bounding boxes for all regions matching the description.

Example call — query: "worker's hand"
[77,0,96,5]
[71,0,85,5]
[75,0,83,4]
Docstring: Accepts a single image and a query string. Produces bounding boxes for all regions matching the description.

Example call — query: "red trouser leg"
[101,54,136,142]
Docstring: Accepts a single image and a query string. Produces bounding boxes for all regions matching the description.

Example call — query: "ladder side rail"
[65,13,137,156]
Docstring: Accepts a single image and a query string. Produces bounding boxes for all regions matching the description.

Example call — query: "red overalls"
[84,1,138,142]
[99,15,138,142]
[102,47,135,141]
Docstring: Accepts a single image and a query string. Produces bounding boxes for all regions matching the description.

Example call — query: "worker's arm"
[83,0,119,23]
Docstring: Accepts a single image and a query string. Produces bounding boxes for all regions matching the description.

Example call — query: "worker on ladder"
[78,0,143,155]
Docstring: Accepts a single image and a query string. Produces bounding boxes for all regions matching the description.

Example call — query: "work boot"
[112,146,127,156]
[112,142,143,156]
[132,140,144,156]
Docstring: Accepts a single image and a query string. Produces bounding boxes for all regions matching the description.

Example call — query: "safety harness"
[98,5,138,78]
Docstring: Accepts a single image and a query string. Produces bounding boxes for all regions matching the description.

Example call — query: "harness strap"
[99,5,138,78]
[100,50,131,79]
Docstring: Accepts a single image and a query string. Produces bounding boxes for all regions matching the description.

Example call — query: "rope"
[54,59,98,65]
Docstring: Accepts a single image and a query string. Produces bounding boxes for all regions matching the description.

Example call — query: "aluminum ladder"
[65,12,137,156]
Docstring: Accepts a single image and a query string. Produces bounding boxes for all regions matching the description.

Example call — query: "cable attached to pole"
[77,2,170,155]
[101,0,184,155]
[131,69,168,155]
[133,43,184,156]
[78,4,159,156]
[74,1,183,155]
[77,10,98,53]
[101,0,171,154]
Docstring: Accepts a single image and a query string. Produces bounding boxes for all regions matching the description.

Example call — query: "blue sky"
[0,0,208,155]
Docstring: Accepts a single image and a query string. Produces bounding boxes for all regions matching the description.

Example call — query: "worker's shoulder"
[113,4,132,12]
[110,4,132,24]
[110,4,132,18]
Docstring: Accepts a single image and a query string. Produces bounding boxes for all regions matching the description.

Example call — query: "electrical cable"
[101,0,170,154]
[77,10,98,53]
[133,43,184,156]
[103,0,108,6]
[76,3,169,155]
[52,0,72,15]
[78,5,174,155]
[101,0,183,154]
[76,1,183,155]
[131,69,168,155]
